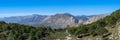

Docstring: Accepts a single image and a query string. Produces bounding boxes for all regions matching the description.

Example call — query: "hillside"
[0,21,54,40]
[67,9,120,40]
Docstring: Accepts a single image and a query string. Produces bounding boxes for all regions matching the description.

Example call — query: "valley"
[0,9,120,40]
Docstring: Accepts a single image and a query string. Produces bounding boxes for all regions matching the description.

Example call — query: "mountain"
[39,13,79,28]
[0,9,119,40]
[0,13,108,28]
[0,14,47,25]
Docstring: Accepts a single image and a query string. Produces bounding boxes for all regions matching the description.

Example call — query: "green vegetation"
[0,9,120,40]
[68,9,120,37]
[0,21,68,40]
[0,21,54,40]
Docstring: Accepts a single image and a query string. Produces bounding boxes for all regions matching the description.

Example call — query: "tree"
[74,26,88,35]
[95,27,108,35]
[68,27,77,35]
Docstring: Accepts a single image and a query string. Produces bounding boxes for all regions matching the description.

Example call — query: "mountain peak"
[54,13,73,17]
[32,14,40,16]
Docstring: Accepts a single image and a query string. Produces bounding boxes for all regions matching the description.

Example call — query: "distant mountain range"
[0,13,108,28]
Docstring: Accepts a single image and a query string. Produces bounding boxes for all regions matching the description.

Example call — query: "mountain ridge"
[0,13,108,28]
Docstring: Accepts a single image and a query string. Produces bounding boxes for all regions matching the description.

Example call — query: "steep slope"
[67,9,120,40]
[83,14,108,24]
[39,13,79,28]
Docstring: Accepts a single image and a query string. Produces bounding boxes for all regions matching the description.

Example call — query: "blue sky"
[0,0,120,17]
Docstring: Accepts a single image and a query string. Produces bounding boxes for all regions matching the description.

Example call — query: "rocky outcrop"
[83,14,108,24]
[83,15,102,24]
[39,13,79,28]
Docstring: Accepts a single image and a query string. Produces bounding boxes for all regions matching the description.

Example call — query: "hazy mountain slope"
[0,14,47,25]
[0,13,108,28]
